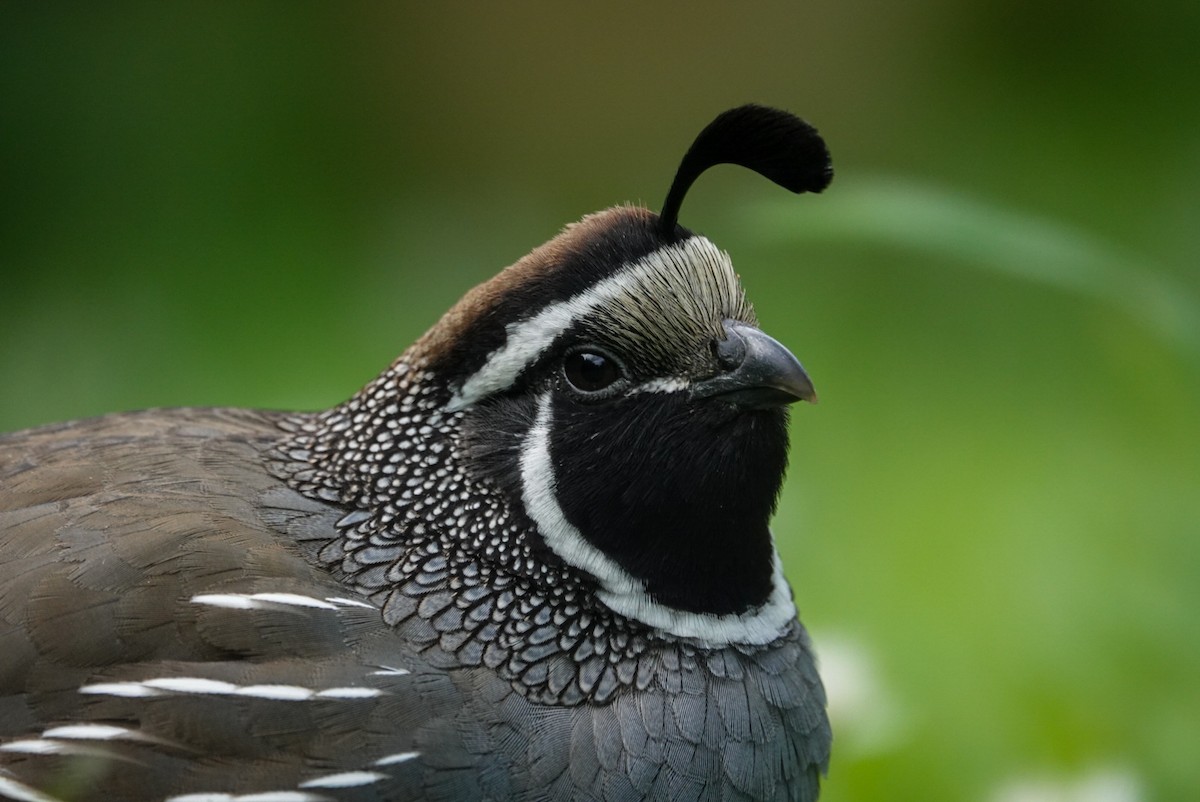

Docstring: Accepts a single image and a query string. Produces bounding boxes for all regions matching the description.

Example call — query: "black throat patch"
[547,391,787,615]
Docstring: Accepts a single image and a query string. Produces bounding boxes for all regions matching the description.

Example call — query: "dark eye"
[562,350,623,393]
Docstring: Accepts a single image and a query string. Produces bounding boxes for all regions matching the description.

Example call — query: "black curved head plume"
[659,104,833,237]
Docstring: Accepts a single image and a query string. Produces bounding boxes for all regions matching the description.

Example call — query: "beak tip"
[694,321,818,409]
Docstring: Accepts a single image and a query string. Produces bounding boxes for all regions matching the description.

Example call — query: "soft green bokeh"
[2,3,1197,800]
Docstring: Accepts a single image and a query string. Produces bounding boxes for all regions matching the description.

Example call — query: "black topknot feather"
[659,104,833,237]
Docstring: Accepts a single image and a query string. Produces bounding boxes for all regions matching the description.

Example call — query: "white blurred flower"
[815,631,907,756]
[989,765,1143,802]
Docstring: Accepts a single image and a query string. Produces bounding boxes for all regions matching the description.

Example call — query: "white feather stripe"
[165,794,328,802]
[0,776,64,802]
[77,682,163,697]
[298,771,387,789]
[190,592,373,611]
[0,741,69,755]
[324,596,376,609]
[78,677,386,701]
[519,392,797,647]
[41,724,137,740]
[314,687,384,699]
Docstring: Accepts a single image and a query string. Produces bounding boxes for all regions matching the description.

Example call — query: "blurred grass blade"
[744,178,1200,361]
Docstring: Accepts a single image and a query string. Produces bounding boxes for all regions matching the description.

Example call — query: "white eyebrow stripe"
[448,237,722,410]
[298,771,388,789]
[373,751,419,766]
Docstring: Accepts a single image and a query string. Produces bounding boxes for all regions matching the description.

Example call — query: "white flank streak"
[0,776,65,802]
[246,593,338,609]
[167,794,328,802]
[520,393,797,647]
[191,593,340,611]
[370,666,410,676]
[0,741,67,755]
[298,772,387,789]
[234,685,313,701]
[42,724,135,741]
[449,237,719,410]
[325,596,376,609]
[373,751,420,766]
[314,687,384,699]
[143,678,239,695]
[190,594,264,609]
[78,682,162,697]
[80,677,387,701]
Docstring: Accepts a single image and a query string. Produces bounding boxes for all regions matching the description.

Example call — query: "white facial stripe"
[519,393,797,647]
[448,236,726,411]
[628,377,691,395]
[520,393,643,597]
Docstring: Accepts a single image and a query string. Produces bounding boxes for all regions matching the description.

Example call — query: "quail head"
[0,105,833,802]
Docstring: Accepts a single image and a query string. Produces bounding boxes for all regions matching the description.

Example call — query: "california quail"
[0,105,833,802]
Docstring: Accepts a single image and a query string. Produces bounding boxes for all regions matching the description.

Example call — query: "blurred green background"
[2,3,1198,800]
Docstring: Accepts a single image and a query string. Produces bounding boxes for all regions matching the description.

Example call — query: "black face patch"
[546,390,787,616]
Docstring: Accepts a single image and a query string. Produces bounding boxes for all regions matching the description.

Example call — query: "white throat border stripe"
[518,392,796,647]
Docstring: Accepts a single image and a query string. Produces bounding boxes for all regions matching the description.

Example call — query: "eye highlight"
[562,350,623,394]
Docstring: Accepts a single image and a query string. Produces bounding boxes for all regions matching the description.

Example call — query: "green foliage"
[748,180,1200,361]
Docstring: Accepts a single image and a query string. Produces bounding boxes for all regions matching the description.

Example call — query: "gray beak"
[692,320,817,408]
